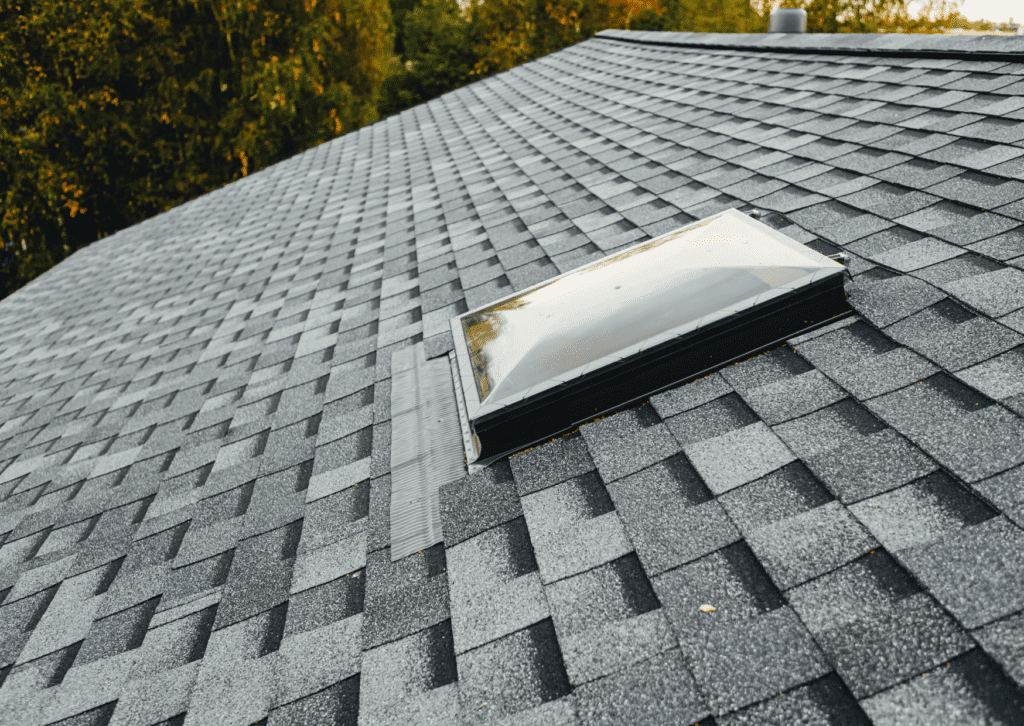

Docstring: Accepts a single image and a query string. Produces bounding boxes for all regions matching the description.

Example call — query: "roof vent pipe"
[770,8,806,32]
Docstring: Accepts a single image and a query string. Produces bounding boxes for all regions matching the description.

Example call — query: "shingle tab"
[684,421,797,495]
[520,472,631,584]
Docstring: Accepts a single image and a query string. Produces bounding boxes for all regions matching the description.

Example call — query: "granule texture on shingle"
[445,519,548,655]
[972,612,1024,687]
[743,501,878,590]
[824,347,939,401]
[664,393,759,447]
[943,267,1024,317]
[884,308,1023,372]
[687,606,830,715]
[850,472,997,553]
[274,614,363,707]
[859,649,1024,726]
[870,237,964,272]
[609,462,741,576]
[649,372,732,418]
[358,625,460,726]
[739,370,846,425]
[546,556,674,685]
[579,407,680,484]
[909,405,1024,483]
[847,274,946,327]
[684,422,797,495]
[573,648,709,726]
[957,346,1024,401]
[803,428,938,503]
[897,516,1024,629]
[521,474,632,584]
[455,620,571,722]
[508,433,595,496]
[787,551,973,697]
[439,462,523,547]
[715,674,870,726]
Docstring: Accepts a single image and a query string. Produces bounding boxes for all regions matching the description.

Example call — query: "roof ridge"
[598,29,1024,63]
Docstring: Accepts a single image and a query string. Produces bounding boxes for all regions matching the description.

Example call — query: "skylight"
[450,209,851,469]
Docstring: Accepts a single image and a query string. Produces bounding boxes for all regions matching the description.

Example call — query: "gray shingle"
[847,274,946,328]
[943,267,1024,317]
[608,454,740,576]
[716,674,869,726]
[274,613,362,709]
[546,554,672,685]
[897,516,1024,629]
[573,649,708,726]
[973,612,1024,687]
[214,519,301,630]
[850,472,997,553]
[648,372,732,418]
[521,472,631,585]
[684,422,796,495]
[446,518,547,655]
[183,610,279,725]
[859,649,1024,725]
[928,170,1024,209]
[578,405,679,484]
[957,345,1024,403]
[788,550,972,699]
[439,461,522,548]
[920,138,1024,170]
[869,387,1024,483]
[663,393,759,447]
[456,620,571,723]
[361,546,450,649]
[358,620,458,726]
[803,428,938,503]
[687,606,830,715]
[508,433,595,496]
[883,300,1023,371]
[739,370,845,425]
[744,501,878,590]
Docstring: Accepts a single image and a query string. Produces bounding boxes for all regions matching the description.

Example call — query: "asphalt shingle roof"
[1,29,1024,725]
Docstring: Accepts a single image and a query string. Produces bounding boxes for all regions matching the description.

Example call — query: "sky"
[953,0,1018,22]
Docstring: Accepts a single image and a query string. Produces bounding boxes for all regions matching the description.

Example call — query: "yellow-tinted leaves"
[0,0,393,300]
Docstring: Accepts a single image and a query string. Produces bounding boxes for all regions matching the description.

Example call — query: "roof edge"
[597,29,1024,62]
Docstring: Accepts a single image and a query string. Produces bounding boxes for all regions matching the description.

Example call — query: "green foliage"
[0,0,394,300]
[664,0,765,32]
[378,0,477,118]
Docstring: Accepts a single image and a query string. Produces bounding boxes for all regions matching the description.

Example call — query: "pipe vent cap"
[770,8,807,33]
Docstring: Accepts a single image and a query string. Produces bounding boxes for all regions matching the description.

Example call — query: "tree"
[378,0,477,118]
[664,0,764,32]
[0,0,394,301]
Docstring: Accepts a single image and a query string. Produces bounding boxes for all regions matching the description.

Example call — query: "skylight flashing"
[450,208,851,469]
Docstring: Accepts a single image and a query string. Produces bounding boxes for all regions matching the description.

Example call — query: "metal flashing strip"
[389,342,467,560]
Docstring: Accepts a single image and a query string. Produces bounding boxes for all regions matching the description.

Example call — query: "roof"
[2,28,1024,726]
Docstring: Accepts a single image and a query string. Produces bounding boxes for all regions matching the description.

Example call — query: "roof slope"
[2,29,1024,726]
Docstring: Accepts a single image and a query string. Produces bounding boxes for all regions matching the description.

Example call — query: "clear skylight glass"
[454,209,845,413]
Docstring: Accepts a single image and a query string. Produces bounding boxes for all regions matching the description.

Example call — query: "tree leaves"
[0,0,394,300]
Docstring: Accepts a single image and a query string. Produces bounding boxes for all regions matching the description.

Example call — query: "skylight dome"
[450,208,851,467]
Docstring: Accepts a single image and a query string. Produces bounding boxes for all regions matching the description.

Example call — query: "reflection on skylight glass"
[461,211,840,404]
